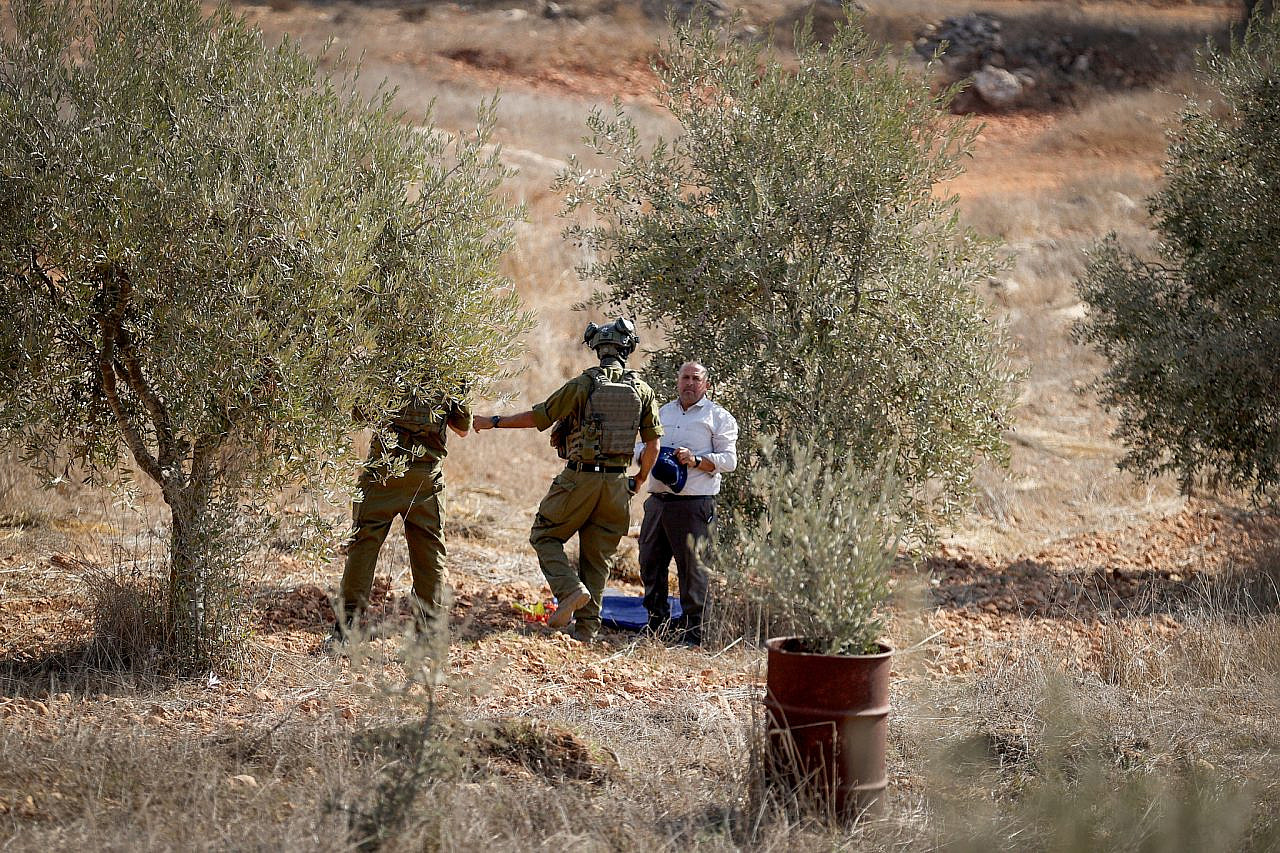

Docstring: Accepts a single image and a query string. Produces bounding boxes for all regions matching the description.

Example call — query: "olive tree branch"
[95,270,165,486]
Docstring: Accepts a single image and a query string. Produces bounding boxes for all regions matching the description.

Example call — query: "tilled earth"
[3,495,1276,732]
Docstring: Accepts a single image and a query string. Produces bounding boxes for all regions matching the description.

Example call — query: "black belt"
[565,461,627,473]
[653,492,714,502]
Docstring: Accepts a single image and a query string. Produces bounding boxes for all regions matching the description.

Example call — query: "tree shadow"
[250,576,557,647]
[0,640,180,698]
[924,538,1280,622]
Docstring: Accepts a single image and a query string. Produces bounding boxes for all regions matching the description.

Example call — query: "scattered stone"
[914,13,1003,65]
[1055,303,1088,322]
[914,12,1161,112]
[973,65,1023,108]
[1110,192,1138,211]
[987,276,1022,296]
[644,0,728,21]
[230,774,259,788]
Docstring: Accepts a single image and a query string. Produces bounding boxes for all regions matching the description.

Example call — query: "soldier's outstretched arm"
[474,411,537,432]
[634,437,660,490]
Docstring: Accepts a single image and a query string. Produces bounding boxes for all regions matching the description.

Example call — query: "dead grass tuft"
[71,555,170,664]
[1031,87,1186,158]
[1192,545,1280,617]
[466,717,619,782]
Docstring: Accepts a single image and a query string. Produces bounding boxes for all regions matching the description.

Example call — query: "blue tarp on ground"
[599,590,682,632]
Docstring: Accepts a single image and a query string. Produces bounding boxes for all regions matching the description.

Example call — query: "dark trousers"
[638,494,715,627]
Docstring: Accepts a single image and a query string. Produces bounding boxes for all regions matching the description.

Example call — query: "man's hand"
[635,437,660,491]
[675,446,708,470]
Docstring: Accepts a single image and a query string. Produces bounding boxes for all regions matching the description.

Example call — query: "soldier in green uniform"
[475,319,662,641]
[332,392,473,643]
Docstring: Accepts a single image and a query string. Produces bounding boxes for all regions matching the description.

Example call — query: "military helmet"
[583,317,638,358]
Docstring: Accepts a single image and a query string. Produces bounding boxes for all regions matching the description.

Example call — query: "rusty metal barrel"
[763,636,892,816]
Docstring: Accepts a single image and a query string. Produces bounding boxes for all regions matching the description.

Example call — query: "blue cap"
[652,446,688,493]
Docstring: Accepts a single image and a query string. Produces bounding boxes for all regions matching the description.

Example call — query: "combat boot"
[670,614,702,647]
[548,588,591,629]
[322,605,360,654]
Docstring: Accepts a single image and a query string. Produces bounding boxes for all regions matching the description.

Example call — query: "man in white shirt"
[634,361,738,645]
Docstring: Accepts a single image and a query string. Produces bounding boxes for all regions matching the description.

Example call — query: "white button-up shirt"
[635,395,738,496]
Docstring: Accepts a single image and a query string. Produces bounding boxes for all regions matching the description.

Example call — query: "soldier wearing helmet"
[475,318,662,641]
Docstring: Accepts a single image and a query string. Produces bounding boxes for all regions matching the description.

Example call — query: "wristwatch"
[692,455,702,469]
[490,415,500,429]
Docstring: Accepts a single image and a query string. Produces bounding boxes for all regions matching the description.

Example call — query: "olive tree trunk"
[165,476,215,665]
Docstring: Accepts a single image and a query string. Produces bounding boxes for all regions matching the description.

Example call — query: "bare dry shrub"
[33,547,255,679]
[78,557,171,673]
[1191,546,1280,616]
[342,711,453,851]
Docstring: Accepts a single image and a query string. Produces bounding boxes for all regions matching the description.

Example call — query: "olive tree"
[559,17,1016,538]
[1244,0,1273,31]
[0,0,527,667]
[1076,16,1280,498]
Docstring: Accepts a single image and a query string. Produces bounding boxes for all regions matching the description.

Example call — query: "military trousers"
[529,467,631,636]
[340,463,447,625]
[638,494,715,629]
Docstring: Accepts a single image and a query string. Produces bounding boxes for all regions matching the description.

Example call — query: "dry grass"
[5,586,1276,850]
[939,82,1215,553]
[5,1,1277,849]
[903,600,1280,850]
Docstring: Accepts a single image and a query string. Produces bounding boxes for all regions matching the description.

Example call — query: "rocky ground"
[2,492,1275,741]
[3,0,1276,847]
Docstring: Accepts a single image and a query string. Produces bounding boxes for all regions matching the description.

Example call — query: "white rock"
[973,65,1023,108]
[1110,192,1138,211]
[1055,303,1088,322]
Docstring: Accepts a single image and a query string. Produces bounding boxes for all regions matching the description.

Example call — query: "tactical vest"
[386,397,449,463]
[564,369,643,463]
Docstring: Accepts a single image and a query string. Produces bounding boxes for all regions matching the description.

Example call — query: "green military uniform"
[530,365,663,639]
[340,395,473,625]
